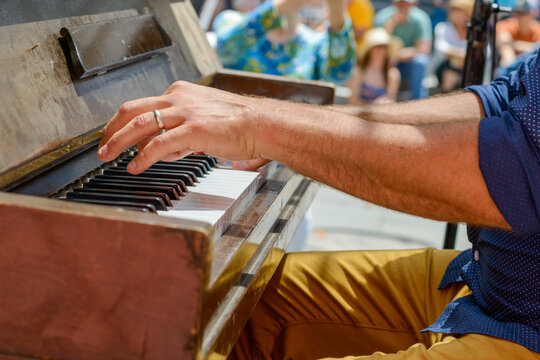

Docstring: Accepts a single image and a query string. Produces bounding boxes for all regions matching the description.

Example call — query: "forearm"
[254,100,508,229]
[327,0,346,33]
[330,92,485,124]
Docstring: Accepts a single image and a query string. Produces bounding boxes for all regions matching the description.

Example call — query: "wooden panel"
[0,0,212,180]
[170,1,222,79]
[0,193,209,360]
[0,10,167,174]
[210,69,336,105]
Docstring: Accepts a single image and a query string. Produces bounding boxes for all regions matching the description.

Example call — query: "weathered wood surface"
[0,0,217,182]
[0,192,209,360]
[210,69,336,105]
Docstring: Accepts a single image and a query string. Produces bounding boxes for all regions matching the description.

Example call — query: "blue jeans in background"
[397,53,430,100]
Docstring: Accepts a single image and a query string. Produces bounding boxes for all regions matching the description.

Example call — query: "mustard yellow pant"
[229,248,539,360]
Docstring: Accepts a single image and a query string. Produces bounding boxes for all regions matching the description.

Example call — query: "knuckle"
[107,134,119,149]
[119,100,134,114]
[131,114,148,129]
[152,134,168,148]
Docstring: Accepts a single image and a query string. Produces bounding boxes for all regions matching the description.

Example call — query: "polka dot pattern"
[424,51,540,353]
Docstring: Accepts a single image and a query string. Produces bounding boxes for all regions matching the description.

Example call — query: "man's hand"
[98,81,263,174]
[99,84,510,231]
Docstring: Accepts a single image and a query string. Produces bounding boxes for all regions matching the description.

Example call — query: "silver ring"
[153,109,166,135]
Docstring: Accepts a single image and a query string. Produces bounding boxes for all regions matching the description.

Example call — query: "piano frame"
[0,1,334,359]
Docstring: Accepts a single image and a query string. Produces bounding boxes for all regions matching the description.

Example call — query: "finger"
[100,96,172,148]
[162,150,194,162]
[125,127,192,174]
[233,158,270,171]
[98,107,183,162]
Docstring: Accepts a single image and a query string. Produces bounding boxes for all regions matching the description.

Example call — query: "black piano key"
[63,198,156,213]
[117,159,203,178]
[109,165,196,185]
[66,190,168,211]
[93,175,185,196]
[74,187,173,207]
[103,168,193,187]
[174,159,211,172]
[124,156,211,174]
[185,154,217,167]
[85,179,180,200]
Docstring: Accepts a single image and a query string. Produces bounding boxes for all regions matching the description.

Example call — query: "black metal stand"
[443,223,458,249]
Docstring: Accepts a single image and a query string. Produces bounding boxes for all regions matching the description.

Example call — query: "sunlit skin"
[97,80,510,232]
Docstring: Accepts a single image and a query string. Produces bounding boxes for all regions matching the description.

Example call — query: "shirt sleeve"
[417,10,432,42]
[316,19,357,84]
[213,2,284,67]
[473,53,540,235]
[466,54,536,117]
[434,22,453,54]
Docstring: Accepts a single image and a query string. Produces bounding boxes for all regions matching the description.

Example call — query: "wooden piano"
[0,1,334,359]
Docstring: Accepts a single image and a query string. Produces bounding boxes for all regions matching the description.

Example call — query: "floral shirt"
[213,1,356,84]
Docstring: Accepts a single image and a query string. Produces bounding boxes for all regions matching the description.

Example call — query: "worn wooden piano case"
[0,1,334,359]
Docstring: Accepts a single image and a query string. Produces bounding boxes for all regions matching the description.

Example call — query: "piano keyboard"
[61,154,260,230]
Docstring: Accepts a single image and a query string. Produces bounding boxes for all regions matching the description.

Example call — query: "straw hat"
[356,28,403,64]
[448,0,475,16]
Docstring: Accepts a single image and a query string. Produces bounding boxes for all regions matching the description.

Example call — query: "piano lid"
[0,0,221,191]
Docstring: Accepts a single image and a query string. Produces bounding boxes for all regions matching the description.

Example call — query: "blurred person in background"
[212,0,356,84]
[430,0,449,30]
[348,0,375,45]
[432,0,474,93]
[375,0,432,99]
[298,0,328,31]
[496,0,540,72]
[347,28,402,103]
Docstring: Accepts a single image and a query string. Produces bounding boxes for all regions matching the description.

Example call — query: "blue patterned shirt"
[424,51,540,353]
[212,2,356,84]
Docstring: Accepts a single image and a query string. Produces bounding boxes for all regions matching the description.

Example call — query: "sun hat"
[448,0,475,16]
[356,28,403,64]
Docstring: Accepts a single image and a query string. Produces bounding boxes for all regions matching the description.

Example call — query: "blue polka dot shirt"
[423,51,540,353]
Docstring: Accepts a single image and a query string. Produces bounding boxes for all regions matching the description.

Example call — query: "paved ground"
[302,184,471,252]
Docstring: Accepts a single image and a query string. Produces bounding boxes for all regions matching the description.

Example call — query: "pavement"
[302,184,471,252]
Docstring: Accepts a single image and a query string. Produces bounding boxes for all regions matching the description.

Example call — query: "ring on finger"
[153,109,166,135]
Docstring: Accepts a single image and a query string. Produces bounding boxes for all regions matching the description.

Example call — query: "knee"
[412,54,430,69]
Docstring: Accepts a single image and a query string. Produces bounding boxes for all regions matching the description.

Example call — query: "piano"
[0,1,335,359]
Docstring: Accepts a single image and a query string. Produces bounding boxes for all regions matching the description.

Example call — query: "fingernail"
[98,144,108,157]
[128,159,138,171]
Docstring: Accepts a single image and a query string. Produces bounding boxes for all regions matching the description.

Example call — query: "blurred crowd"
[199,0,540,104]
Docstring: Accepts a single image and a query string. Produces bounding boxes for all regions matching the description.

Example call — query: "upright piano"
[0,1,335,359]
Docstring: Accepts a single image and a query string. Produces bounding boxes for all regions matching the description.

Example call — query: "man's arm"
[97,82,508,231]
[331,91,484,124]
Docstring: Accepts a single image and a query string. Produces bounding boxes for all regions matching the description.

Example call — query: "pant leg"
[398,54,430,100]
[321,333,540,360]
[229,248,464,360]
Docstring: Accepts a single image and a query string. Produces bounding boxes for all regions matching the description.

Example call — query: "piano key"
[74,187,173,207]
[93,175,185,196]
[174,159,211,173]
[61,198,157,213]
[185,154,217,167]
[116,159,204,178]
[66,190,168,210]
[85,179,180,200]
[110,164,197,184]
[157,168,260,225]
[103,168,193,187]
[124,156,210,174]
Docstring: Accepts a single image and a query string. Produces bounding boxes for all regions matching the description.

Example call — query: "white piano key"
[157,168,259,225]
